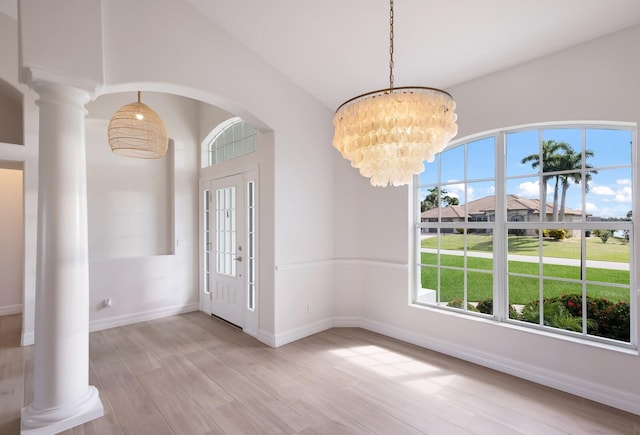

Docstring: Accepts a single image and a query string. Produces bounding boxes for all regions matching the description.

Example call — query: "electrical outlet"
[104,298,112,308]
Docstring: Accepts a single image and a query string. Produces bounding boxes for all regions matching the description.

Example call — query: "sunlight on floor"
[330,345,443,378]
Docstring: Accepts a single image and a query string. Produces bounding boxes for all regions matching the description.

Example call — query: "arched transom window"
[203,117,256,167]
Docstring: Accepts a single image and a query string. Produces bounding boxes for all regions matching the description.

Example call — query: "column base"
[21,386,104,434]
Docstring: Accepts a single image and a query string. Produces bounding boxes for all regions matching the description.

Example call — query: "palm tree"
[520,140,570,221]
[558,148,597,221]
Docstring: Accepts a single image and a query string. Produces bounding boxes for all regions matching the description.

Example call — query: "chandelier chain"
[332,0,458,187]
[389,0,394,90]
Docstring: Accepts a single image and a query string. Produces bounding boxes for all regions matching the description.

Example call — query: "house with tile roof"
[421,194,583,234]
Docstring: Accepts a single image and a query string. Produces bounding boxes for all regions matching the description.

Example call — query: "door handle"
[234,256,243,262]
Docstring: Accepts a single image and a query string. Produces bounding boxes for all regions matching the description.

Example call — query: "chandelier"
[332,0,458,187]
[108,91,168,158]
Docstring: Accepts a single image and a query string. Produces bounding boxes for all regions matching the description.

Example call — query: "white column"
[21,81,103,434]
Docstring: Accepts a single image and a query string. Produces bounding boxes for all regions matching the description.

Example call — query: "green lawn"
[421,234,630,262]
[420,253,630,304]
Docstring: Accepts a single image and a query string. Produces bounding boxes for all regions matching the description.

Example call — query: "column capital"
[24,66,99,100]
[29,78,92,113]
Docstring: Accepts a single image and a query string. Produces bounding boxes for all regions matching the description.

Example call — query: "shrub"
[599,230,612,243]
[476,299,493,314]
[518,294,629,342]
[543,229,567,240]
[520,301,583,332]
[475,299,519,318]
[596,301,630,342]
[555,293,583,317]
[455,228,464,234]
[447,298,478,311]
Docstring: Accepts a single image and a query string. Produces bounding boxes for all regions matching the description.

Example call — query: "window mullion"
[631,129,638,347]
[494,132,507,320]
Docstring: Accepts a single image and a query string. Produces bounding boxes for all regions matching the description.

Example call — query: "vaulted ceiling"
[3,0,640,112]
[186,0,640,110]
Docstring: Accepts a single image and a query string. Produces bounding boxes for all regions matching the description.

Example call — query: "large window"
[414,123,636,347]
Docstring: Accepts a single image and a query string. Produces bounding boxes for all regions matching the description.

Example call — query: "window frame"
[201,117,257,167]
[412,121,637,349]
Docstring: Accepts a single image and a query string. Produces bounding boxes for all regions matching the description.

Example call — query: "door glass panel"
[247,181,256,310]
[204,189,211,293]
[216,186,237,277]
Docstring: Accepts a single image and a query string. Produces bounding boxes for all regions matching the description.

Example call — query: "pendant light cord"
[389,0,394,90]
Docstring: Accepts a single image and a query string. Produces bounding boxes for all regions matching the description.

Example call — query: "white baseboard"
[19,303,200,347]
[332,316,361,327]
[267,316,360,348]
[357,317,640,417]
[89,303,199,333]
[0,304,22,316]
[256,329,276,347]
[21,331,34,346]
[273,318,334,347]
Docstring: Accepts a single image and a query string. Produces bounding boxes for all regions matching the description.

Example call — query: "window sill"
[409,301,638,356]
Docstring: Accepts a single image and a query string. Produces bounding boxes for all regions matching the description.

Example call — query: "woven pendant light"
[108,91,168,158]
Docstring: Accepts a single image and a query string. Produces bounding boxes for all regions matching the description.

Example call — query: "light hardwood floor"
[1,312,639,434]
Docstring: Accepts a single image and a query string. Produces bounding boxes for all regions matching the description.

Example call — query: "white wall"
[13,0,335,343]
[98,0,335,342]
[85,92,200,328]
[0,10,23,149]
[0,86,22,145]
[0,12,38,342]
[0,168,23,314]
[86,94,176,260]
[86,121,173,259]
[339,25,640,415]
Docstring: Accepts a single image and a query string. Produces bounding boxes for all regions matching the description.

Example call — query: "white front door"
[206,173,246,327]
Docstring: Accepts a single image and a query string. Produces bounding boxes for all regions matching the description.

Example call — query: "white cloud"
[444,182,466,200]
[597,205,630,218]
[517,181,539,197]
[585,202,599,212]
[589,182,631,204]
[591,185,615,195]
[466,186,475,200]
[614,186,632,203]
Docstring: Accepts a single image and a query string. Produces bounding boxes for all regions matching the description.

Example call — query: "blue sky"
[419,128,633,219]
